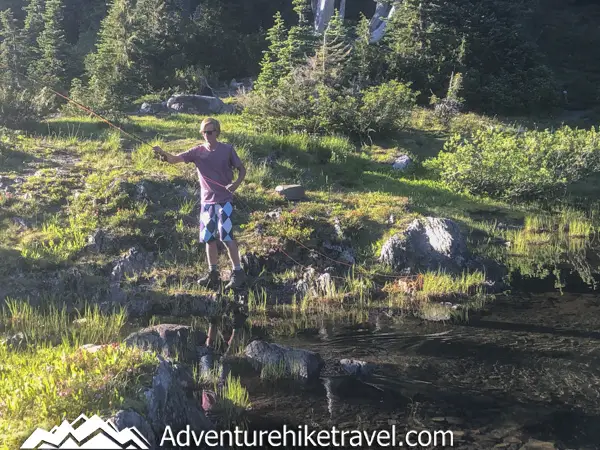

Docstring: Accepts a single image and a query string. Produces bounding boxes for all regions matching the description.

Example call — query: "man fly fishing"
[153,117,248,290]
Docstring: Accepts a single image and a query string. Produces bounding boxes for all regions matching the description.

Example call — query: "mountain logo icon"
[20,414,151,449]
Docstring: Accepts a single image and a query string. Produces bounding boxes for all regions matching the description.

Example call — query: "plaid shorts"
[199,202,235,243]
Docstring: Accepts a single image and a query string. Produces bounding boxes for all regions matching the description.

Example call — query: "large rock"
[244,340,324,380]
[145,360,215,448]
[380,217,468,273]
[124,324,207,363]
[110,410,157,450]
[275,184,306,201]
[166,95,233,114]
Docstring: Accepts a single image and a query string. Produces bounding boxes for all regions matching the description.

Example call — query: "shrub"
[241,77,417,137]
[425,126,600,200]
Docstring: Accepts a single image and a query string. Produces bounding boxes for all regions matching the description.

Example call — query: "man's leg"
[224,240,241,268]
[217,202,246,289]
[198,204,221,288]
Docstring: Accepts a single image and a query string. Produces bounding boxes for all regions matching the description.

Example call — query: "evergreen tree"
[314,9,352,87]
[0,9,26,81]
[21,0,44,66]
[85,0,135,111]
[350,13,380,89]
[283,0,316,69]
[255,11,288,91]
[130,0,187,91]
[32,0,69,89]
[0,9,38,125]
[384,0,461,102]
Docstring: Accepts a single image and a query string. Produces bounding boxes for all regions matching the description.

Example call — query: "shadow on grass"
[0,147,43,173]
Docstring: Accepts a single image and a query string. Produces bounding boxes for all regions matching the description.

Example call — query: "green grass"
[1,299,127,346]
[420,270,487,297]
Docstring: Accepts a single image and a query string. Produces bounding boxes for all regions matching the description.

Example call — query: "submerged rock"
[339,359,376,377]
[124,324,207,363]
[244,340,324,380]
[380,217,468,273]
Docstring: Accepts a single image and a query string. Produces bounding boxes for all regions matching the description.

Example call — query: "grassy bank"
[1,107,598,315]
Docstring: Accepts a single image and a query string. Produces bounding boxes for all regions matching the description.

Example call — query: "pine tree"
[32,0,68,89]
[314,9,352,87]
[255,11,288,91]
[130,0,187,91]
[0,9,37,125]
[21,0,44,66]
[85,0,135,111]
[0,9,26,83]
[283,0,316,70]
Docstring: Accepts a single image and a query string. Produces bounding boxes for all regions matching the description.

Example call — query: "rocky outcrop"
[110,247,154,284]
[245,340,325,380]
[380,217,469,274]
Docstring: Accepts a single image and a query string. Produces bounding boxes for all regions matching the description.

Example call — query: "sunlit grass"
[0,341,156,450]
[1,299,127,346]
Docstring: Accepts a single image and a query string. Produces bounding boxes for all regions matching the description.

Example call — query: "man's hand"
[153,146,166,161]
[226,183,239,193]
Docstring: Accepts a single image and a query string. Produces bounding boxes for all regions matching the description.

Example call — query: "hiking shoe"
[197,270,221,289]
[224,269,247,290]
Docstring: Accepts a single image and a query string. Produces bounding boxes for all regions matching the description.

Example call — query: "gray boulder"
[110,410,157,450]
[380,217,468,273]
[166,95,233,114]
[392,154,413,171]
[140,102,168,114]
[145,360,215,448]
[244,340,324,380]
[275,184,306,200]
[124,324,207,363]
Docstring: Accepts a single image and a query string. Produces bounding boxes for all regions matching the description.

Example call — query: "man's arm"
[227,163,246,193]
[153,146,185,164]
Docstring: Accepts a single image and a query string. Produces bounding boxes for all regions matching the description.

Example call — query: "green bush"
[241,78,417,137]
[425,126,600,200]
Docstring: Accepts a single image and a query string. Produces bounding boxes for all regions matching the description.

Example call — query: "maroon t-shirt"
[178,142,243,204]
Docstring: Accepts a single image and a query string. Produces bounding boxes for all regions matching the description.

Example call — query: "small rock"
[2,332,26,350]
[392,154,413,171]
[12,217,29,231]
[266,208,282,220]
[275,184,306,201]
[340,359,375,377]
[87,229,106,253]
[445,416,465,425]
[519,439,556,450]
[504,437,522,444]
[81,344,104,353]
